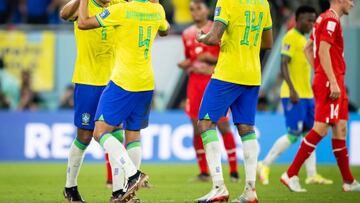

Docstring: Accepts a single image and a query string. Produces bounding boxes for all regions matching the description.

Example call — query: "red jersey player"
[178,0,239,182]
[281,0,360,192]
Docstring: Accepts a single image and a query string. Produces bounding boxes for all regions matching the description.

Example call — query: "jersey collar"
[91,0,103,8]
[330,8,340,19]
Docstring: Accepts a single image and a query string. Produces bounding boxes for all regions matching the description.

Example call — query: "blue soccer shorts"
[281,98,315,136]
[74,83,106,130]
[95,81,153,131]
[198,79,260,125]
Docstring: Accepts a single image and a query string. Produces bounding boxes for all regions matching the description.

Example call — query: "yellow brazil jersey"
[280,28,313,98]
[213,0,272,86]
[72,0,122,86]
[172,0,192,24]
[95,0,168,92]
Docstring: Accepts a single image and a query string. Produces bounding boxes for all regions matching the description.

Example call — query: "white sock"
[100,134,137,192]
[127,141,142,169]
[305,151,317,177]
[241,133,259,189]
[263,134,292,166]
[202,129,224,187]
[65,139,88,188]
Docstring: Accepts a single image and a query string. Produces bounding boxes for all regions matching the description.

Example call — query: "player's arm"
[281,55,299,103]
[304,39,314,67]
[261,29,273,49]
[60,0,80,21]
[319,40,340,100]
[178,34,191,70]
[197,52,218,65]
[197,21,226,46]
[77,0,101,30]
[158,21,170,37]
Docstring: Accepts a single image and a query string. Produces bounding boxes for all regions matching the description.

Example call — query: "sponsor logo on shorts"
[82,113,91,126]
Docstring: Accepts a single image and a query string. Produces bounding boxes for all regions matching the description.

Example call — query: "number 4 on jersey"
[241,11,263,46]
[139,26,152,59]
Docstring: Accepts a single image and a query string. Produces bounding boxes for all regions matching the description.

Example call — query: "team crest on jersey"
[283,44,291,51]
[215,7,221,16]
[99,9,110,19]
[81,113,91,125]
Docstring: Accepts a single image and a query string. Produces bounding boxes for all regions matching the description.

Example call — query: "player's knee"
[333,121,347,139]
[236,124,254,136]
[217,121,231,134]
[76,128,93,144]
[197,120,214,134]
[313,122,329,136]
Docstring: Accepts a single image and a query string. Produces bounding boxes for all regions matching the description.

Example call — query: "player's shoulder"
[283,29,296,41]
[318,10,340,24]
[183,25,197,36]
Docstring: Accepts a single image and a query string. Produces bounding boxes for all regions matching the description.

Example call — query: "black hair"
[191,0,208,7]
[295,5,317,21]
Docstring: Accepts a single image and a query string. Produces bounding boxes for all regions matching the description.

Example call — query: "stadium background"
[1,0,360,202]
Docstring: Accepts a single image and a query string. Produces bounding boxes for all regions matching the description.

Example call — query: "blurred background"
[0,0,360,165]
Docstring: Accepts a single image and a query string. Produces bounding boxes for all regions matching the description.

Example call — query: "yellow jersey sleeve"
[158,5,168,31]
[263,2,272,31]
[95,4,125,27]
[214,0,230,26]
[281,33,295,58]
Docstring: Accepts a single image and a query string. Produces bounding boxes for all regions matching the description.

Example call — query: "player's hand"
[329,81,341,100]
[289,89,300,104]
[197,52,212,62]
[177,59,191,70]
[196,30,205,42]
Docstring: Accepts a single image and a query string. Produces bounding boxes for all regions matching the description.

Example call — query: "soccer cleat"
[120,171,149,202]
[128,195,141,203]
[230,172,240,183]
[343,180,360,192]
[305,174,333,185]
[190,173,211,182]
[196,185,229,203]
[141,179,153,189]
[231,188,258,203]
[63,186,86,203]
[280,172,307,192]
[257,162,269,185]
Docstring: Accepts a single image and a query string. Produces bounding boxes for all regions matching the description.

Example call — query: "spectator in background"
[0,0,9,24]
[0,57,20,109]
[17,70,42,110]
[59,84,74,109]
[346,87,358,112]
[172,0,192,33]
[19,0,60,24]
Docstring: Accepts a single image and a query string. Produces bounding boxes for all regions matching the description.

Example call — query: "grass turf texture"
[0,163,360,203]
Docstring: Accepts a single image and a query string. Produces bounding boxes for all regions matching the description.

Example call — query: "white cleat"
[196,185,229,203]
[231,188,258,203]
[343,180,360,192]
[280,172,307,192]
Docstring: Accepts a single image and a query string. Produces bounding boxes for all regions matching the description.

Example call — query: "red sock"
[105,153,112,183]
[332,139,354,183]
[221,131,238,173]
[287,130,323,177]
[194,134,209,174]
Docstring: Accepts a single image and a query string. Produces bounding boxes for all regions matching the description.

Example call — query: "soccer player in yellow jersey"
[77,0,169,201]
[60,0,124,202]
[196,0,273,202]
[257,5,333,187]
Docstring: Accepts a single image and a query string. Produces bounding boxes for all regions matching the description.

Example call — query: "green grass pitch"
[0,163,360,203]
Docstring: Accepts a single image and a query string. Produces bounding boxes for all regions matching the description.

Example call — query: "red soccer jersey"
[182,21,220,83]
[311,9,346,82]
